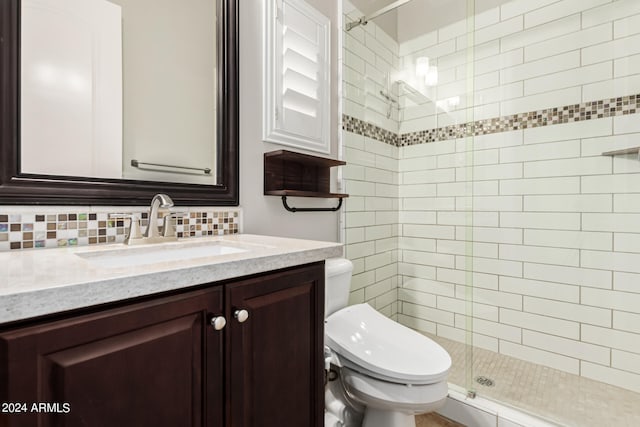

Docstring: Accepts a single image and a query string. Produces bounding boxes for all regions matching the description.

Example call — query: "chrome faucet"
[114,194,185,245]
[144,193,174,240]
[109,193,189,245]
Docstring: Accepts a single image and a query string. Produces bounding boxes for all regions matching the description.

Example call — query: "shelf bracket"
[281,196,343,213]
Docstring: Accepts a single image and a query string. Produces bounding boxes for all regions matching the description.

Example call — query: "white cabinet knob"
[210,315,227,330]
[234,309,249,323]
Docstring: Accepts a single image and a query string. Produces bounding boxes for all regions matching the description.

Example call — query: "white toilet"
[324,258,451,427]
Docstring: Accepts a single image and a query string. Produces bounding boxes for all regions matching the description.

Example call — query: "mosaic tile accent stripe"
[0,209,241,252]
[343,93,640,147]
[342,115,399,146]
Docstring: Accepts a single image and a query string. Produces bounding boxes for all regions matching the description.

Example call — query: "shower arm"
[346,0,413,31]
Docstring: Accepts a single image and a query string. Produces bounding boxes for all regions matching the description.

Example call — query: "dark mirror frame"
[0,0,238,206]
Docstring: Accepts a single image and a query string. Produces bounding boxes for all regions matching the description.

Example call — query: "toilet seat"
[325,304,451,385]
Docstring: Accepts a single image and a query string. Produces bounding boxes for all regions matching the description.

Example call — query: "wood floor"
[416,413,465,427]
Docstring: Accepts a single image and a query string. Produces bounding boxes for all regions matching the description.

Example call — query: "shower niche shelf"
[264,150,348,212]
[602,147,640,160]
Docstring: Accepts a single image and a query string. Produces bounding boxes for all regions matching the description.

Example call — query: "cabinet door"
[226,262,325,427]
[0,287,224,427]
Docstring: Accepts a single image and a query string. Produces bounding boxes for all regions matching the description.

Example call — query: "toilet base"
[362,408,415,427]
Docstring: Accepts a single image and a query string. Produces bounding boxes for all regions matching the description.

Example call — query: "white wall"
[239,0,342,242]
[342,1,401,317]
[343,2,401,134]
[343,132,400,317]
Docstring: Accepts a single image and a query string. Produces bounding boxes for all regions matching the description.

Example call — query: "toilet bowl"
[324,258,451,427]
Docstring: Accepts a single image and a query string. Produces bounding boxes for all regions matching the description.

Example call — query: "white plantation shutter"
[264,0,330,153]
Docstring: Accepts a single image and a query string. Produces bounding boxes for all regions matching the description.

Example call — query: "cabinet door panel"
[0,287,224,427]
[227,262,324,427]
[42,316,197,426]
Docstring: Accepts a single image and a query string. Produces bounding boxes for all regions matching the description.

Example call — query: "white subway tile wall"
[343,129,400,317]
[342,0,640,394]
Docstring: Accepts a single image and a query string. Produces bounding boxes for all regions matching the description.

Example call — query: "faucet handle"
[128,215,143,240]
[161,212,188,237]
[109,213,143,242]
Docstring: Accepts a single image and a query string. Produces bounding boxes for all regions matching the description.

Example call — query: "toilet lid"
[325,304,451,383]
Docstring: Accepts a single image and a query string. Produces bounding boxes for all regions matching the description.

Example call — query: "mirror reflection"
[20,0,218,185]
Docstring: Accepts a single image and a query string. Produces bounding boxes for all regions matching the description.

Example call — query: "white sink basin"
[75,241,248,268]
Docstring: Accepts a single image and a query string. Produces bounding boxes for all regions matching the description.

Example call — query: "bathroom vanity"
[0,235,342,427]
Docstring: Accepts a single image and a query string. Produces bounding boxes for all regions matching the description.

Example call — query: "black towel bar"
[281,196,343,213]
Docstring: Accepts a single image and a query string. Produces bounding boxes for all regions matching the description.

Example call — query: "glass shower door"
[463,0,640,425]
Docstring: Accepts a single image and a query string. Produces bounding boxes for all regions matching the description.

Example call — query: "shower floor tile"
[424,333,640,427]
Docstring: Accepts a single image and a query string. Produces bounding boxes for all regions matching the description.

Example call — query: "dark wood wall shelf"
[264,150,348,212]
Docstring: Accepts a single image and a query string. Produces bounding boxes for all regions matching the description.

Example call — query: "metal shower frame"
[345,0,413,31]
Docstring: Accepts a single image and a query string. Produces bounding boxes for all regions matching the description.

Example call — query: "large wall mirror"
[0,0,238,205]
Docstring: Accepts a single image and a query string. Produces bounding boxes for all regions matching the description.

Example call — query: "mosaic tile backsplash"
[343,93,640,147]
[0,207,241,252]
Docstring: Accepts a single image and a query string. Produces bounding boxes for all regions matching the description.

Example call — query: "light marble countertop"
[0,234,343,324]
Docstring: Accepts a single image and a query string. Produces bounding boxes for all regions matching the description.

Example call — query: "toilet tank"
[325,258,353,317]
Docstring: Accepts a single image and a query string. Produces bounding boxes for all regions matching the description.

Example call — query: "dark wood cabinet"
[226,264,324,427]
[0,287,224,427]
[0,262,324,427]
